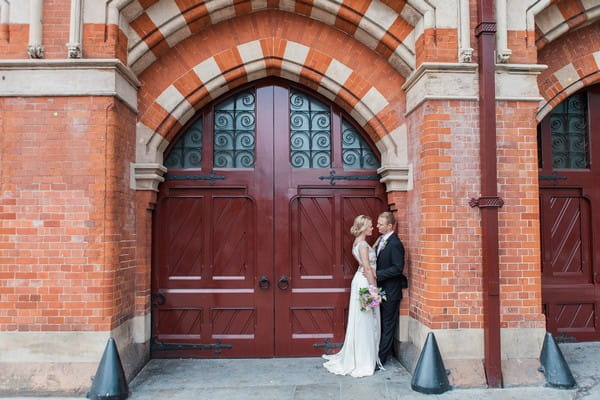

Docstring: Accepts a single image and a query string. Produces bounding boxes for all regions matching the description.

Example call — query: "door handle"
[258,275,270,290]
[277,275,290,290]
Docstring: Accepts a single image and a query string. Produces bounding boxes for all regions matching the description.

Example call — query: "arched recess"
[108,0,438,77]
[132,11,412,193]
[151,79,390,357]
[537,83,600,341]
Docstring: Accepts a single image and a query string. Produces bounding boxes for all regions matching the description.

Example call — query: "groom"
[375,211,406,366]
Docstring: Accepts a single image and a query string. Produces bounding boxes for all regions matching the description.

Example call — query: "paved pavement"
[3,342,600,399]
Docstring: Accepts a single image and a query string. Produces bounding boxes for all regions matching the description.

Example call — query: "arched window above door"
[538,88,591,170]
[163,82,380,172]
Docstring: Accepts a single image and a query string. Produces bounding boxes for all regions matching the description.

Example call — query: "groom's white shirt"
[377,232,393,255]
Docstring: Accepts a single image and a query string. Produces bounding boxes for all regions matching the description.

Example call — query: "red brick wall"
[404,99,544,330]
[0,96,138,331]
[496,101,545,329]
[407,100,483,329]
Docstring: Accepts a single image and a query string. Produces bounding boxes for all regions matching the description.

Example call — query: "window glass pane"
[214,90,256,168]
[550,91,589,169]
[342,119,380,169]
[289,90,331,168]
[164,118,202,169]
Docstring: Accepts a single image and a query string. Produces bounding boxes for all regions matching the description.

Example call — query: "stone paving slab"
[3,342,599,399]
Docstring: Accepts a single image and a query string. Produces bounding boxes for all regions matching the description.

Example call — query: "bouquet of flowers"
[358,285,387,312]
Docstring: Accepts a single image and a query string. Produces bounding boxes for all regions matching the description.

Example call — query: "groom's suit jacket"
[376,233,406,301]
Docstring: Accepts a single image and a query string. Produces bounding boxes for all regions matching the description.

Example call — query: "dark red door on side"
[152,81,386,357]
[539,84,600,341]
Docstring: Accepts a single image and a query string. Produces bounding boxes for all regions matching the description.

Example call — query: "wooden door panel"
[292,195,335,279]
[540,189,592,283]
[153,187,271,357]
[212,196,255,279]
[275,186,385,356]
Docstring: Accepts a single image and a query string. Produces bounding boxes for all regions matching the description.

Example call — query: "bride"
[323,215,381,377]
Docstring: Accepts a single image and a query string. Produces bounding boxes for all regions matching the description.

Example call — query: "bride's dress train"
[323,241,381,377]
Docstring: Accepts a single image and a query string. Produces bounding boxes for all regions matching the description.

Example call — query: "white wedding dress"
[322,240,381,377]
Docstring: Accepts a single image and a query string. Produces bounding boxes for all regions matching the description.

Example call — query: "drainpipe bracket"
[469,196,504,208]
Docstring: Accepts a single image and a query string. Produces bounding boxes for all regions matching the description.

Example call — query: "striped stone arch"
[108,0,436,77]
[134,38,410,192]
[529,0,600,49]
[536,49,600,120]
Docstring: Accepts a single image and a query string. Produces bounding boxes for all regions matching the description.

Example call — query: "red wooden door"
[152,81,386,357]
[539,84,600,341]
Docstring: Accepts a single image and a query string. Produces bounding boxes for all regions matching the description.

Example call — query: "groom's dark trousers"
[376,233,406,364]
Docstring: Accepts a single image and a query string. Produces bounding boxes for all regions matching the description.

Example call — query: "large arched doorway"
[538,83,600,341]
[151,80,387,357]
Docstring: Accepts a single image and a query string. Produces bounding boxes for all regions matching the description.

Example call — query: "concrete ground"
[3,342,599,399]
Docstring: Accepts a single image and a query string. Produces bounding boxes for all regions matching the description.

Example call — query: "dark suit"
[376,232,405,364]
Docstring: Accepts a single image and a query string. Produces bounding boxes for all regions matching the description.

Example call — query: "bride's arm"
[358,245,377,287]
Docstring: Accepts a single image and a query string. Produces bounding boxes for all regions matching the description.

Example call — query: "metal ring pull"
[258,275,270,290]
[151,292,166,306]
[277,275,290,290]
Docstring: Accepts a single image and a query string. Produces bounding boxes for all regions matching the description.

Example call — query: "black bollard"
[411,332,451,394]
[539,332,576,389]
[87,337,129,400]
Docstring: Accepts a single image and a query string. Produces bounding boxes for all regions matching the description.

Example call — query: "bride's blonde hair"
[350,215,372,237]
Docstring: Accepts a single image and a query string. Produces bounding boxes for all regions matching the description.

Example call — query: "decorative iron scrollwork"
[319,170,380,185]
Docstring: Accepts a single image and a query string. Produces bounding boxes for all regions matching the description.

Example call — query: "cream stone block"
[146,0,181,27]
[0,59,139,111]
[283,41,309,66]
[354,27,379,50]
[206,0,236,24]
[8,0,29,23]
[137,122,170,164]
[402,62,478,114]
[376,124,408,167]
[279,0,295,12]
[120,0,144,23]
[281,42,309,82]
[325,59,352,86]
[156,85,186,115]
[495,64,547,101]
[311,0,341,26]
[83,0,106,23]
[554,63,579,89]
[501,328,545,359]
[360,87,388,117]
[582,0,600,19]
[408,318,484,360]
[131,50,158,75]
[251,0,268,11]
[237,40,265,64]
[244,60,268,81]
[165,25,192,48]
[388,44,415,77]
[429,0,459,28]
[193,57,225,86]
[536,5,565,35]
[506,0,531,30]
[360,1,397,39]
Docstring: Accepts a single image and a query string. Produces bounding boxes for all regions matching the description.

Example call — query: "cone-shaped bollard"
[539,332,576,389]
[87,338,129,400]
[411,332,451,394]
